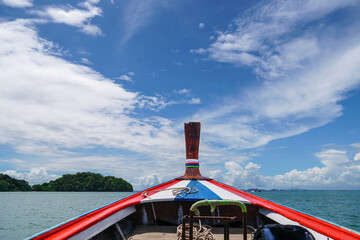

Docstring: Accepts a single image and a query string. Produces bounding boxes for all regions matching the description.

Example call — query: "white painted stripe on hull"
[141,180,191,203]
[69,206,136,240]
[200,180,251,204]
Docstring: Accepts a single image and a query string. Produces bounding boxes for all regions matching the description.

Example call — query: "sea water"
[251,190,360,232]
[0,192,132,240]
[0,191,359,240]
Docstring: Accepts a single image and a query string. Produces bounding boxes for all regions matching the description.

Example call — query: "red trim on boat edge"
[209,180,360,240]
[30,179,180,240]
[29,178,360,240]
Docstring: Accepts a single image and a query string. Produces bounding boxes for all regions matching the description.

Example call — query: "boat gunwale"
[210,180,360,240]
[28,178,360,240]
[28,179,181,240]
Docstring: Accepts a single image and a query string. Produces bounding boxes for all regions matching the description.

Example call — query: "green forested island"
[0,173,32,191]
[0,172,133,192]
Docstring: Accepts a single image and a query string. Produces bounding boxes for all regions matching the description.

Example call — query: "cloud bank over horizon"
[3,146,360,190]
[206,148,360,190]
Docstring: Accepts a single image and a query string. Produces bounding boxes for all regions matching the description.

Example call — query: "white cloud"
[31,0,102,36]
[212,161,265,188]
[172,89,202,105]
[174,89,190,95]
[140,174,160,189]
[195,40,360,149]
[1,0,32,8]
[315,149,349,166]
[0,19,185,167]
[211,148,360,190]
[115,72,135,83]
[2,168,60,185]
[272,149,360,189]
[121,0,170,44]
[354,153,360,161]
[121,0,157,43]
[137,95,175,111]
[0,19,195,188]
[351,143,360,148]
[116,74,134,83]
[190,0,360,150]
[195,0,358,78]
[199,23,204,29]
[260,37,320,78]
[14,143,75,157]
[80,57,92,65]
[81,24,102,36]
[189,97,201,104]
[2,2,360,191]
[190,48,207,54]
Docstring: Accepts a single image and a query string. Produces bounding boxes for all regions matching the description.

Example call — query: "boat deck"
[125,225,253,240]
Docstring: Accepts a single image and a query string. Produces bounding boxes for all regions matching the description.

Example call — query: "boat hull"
[27,178,360,240]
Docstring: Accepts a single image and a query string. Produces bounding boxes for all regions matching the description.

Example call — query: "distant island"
[0,172,133,192]
[0,173,32,191]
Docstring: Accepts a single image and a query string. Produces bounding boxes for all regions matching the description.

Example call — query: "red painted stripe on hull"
[209,180,360,240]
[31,179,180,240]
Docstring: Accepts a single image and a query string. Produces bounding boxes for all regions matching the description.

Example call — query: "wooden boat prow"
[28,122,360,240]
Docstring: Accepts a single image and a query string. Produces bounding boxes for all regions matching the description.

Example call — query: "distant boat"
[250,190,260,193]
[249,189,261,193]
[28,123,360,240]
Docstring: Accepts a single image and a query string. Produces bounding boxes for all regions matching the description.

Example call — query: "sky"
[0,0,360,190]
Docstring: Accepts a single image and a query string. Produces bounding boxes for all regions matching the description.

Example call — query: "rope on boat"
[177,221,214,240]
[247,225,256,239]
[150,202,157,222]
[141,187,198,198]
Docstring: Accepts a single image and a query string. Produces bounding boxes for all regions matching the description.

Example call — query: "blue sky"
[0,0,360,190]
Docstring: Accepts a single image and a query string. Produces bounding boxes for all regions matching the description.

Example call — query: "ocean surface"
[251,190,360,232]
[0,192,133,240]
[0,191,359,239]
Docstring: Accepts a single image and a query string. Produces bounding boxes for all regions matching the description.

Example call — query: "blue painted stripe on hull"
[174,180,221,201]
